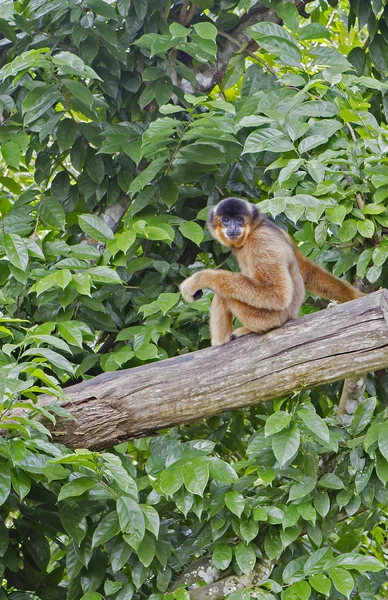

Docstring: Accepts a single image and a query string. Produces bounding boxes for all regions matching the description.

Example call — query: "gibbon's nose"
[226,228,241,238]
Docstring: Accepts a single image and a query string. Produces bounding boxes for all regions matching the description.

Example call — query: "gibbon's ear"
[251,204,260,223]
[207,209,216,230]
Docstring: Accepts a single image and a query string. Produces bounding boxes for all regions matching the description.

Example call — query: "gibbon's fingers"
[179,274,203,303]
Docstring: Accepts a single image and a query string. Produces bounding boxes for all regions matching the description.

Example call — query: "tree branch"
[180,0,310,93]
[17,290,388,450]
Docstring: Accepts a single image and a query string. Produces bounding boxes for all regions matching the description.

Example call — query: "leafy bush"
[0,0,388,598]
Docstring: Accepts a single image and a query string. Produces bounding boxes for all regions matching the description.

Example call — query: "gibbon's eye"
[222,217,230,226]
[236,216,244,226]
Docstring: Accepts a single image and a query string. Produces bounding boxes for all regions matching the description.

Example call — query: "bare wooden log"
[37,290,388,450]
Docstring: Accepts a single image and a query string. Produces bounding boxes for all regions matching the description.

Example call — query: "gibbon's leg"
[230,326,252,340]
[227,297,289,339]
[209,293,233,346]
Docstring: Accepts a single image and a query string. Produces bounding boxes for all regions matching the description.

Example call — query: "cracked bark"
[180,0,311,93]
[16,290,388,450]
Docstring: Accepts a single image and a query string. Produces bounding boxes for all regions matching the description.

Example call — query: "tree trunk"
[27,290,388,450]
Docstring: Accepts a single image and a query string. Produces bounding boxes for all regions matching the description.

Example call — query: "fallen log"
[39,289,388,450]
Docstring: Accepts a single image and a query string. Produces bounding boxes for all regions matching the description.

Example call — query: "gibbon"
[180,197,363,346]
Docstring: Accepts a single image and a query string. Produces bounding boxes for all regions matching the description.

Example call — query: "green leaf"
[243,129,294,154]
[78,214,114,242]
[179,143,227,164]
[378,426,388,460]
[22,84,60,124]
[22,347,74,373]
[309,574,331,596]
[350,397,376,436]
[160,467,184,496]
[63,79,95,109]
[89,266,121,284]
[212,543,232,570]
[55,269,72,290]
[357,219,375,238]
[156,292,180,315]
[209,458,238,483]
[264,533,282,560]
[117,230,136,253]
[240,517,259,544]
[289,476,316,501]
[117,496,145,539]
[1,141,21,168]
[58,322,83,348]
[38,198,66,230]
[319,473,345,489]
[0,463,11,506]
[300,23,330,40]
[178,221,204,245]
[272,424,300,466]
[4,234,28,271]
[135,343,158,360]
[249,23,301,67]
[376,454,388,484]
[141,505,160,538]
[92,511,120,547]
[290,581,311,600]
[326,205,347,226]
[297,406,330,443]
[277,2,299,32]
[265,411,292,436]
[299,135,328,154]
[278,159,304,186]
[193,22,218,40]
[183,460,209,496]
[129,158,166,195]
[137,532,155,567]
[86,153,105,184]
[57,118,77,152]
[338,219,358,242]
[225,491,245,517]
[328,567,354,598]
[333,554,384,572]
[58,477,97,501]
[314,491,330,517]
[235,543,256,575]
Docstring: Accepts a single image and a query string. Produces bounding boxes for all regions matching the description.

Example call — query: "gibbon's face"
[208,198,259,248]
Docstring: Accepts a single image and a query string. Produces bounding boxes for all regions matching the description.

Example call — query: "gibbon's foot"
[180,274,203,303]
[327,299,339,309]
[230,326,252,341]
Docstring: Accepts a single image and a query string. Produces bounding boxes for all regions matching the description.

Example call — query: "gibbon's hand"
[180,273,204,303]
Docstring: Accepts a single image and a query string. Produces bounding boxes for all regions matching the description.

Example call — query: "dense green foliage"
[0,0,388,598]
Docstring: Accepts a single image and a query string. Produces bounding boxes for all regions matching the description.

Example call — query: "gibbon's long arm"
[180,267,294,311]
[295,250,363,303]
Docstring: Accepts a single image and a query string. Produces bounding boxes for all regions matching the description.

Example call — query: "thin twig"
[185,2,196,25]
[346,121,357,142]
[218,30,276,76]
[179,0,190,24]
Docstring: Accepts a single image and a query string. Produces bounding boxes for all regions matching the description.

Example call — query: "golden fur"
[180,198,363,346]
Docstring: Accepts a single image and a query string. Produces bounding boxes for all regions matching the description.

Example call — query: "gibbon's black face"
[208,198,260,248]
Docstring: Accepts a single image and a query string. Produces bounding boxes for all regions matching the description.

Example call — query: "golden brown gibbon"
[180,197,364,346]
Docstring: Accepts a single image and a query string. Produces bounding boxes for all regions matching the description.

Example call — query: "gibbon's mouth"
[226,231,242,238]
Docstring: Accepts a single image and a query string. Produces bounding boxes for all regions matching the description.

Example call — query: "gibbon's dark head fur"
[207,197,260,248]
